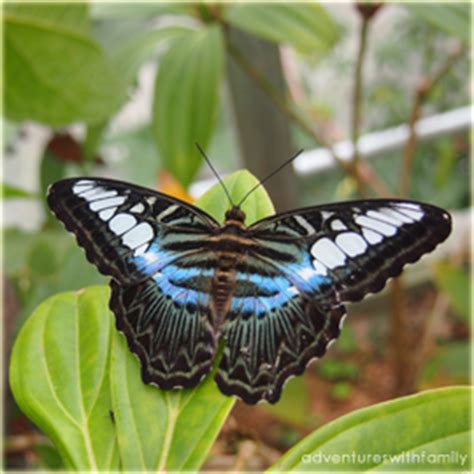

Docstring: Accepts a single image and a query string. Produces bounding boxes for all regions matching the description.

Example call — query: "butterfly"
[47,177,451,404]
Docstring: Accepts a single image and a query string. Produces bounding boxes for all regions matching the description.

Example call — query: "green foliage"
[268,386,472,471]
[433,262,470,323]
[9,173,275,470]
[1,183,37,199]
[224,3,340,56]
[318,359,359,381]
[330,382,353,401]
[404,4,470,43]
[4,4,126,126]
[422,342,470,384]
[152,25,224,187]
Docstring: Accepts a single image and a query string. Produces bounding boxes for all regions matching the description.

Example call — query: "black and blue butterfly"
[47,176,451,404]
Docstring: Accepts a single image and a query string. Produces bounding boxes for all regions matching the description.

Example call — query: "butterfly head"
[225,206,246,225]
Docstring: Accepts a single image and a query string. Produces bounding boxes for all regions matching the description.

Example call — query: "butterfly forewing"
[48,178,451,405]
[249,199,451,302]
[47,178,219,283]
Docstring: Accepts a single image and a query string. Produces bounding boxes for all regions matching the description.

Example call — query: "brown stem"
[351,15,370,168]
[399,42,464,197]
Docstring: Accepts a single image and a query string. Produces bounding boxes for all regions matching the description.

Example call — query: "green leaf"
[268,386,472,472]
[422,342,470,383]
[110,333,234,471]
[224,3,340,55]
[1,182,37,199]
[9,287,120,470]
[5,4,126,125]
[196,170,275,225]
[110,26,194,85]
[404,4,470,43]
[91,3,193,20]
[152,25,224,187]
[433,262,470,322]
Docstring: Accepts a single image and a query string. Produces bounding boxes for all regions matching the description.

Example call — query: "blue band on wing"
[231,286,299,316]
[131,242,177,274]
[154,274,207,306]
[236,273,292,295]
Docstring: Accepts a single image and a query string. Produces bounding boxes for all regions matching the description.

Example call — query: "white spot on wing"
[331,219,347,231]
[157,204,179,221]
[339,313,347,329]
[109,214,137,235]
[397,207,424,221]
[134,243,149,256]
[312,260,328,276]
[397,202,422,210]
[72,181,94,194]
[380,207,414,224]
[80,188,117,201]
[311,238,346,269]
[355,215,396,236]
[130,203,145,213]
[122,223,154,249]
[362,228,383,244]
[294,215,315,234]
[90,196,126,211]
[99,208,116,221]
[367,209,405,226]
[298,267,316,281]
[336,232,368,257]
[321,211,334,220]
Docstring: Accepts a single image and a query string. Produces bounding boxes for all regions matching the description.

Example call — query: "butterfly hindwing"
[215,252,346,403]
[110,276,218,389]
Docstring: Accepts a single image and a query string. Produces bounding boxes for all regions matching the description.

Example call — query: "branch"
[351,15,370,168]
[399,42,465,197]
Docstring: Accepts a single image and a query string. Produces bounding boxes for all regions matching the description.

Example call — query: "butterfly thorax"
[210,207,248,321]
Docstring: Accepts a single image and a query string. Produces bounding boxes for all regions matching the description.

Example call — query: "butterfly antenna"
[237,149,304,207]
[195,143,235,207]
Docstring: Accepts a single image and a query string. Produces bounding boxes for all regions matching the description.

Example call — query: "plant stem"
[399,42,464,197]
[351,14,370,196]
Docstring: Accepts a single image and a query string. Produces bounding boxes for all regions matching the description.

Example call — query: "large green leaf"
[5,4,126,125]
[110,26,193,86]
[9,287,120,470]
[152,25,224,187]
[404,4,470,43]
[268,386,472,472]
[224,3,340,56]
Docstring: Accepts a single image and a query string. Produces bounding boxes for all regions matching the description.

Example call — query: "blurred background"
[3,2,471,470]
